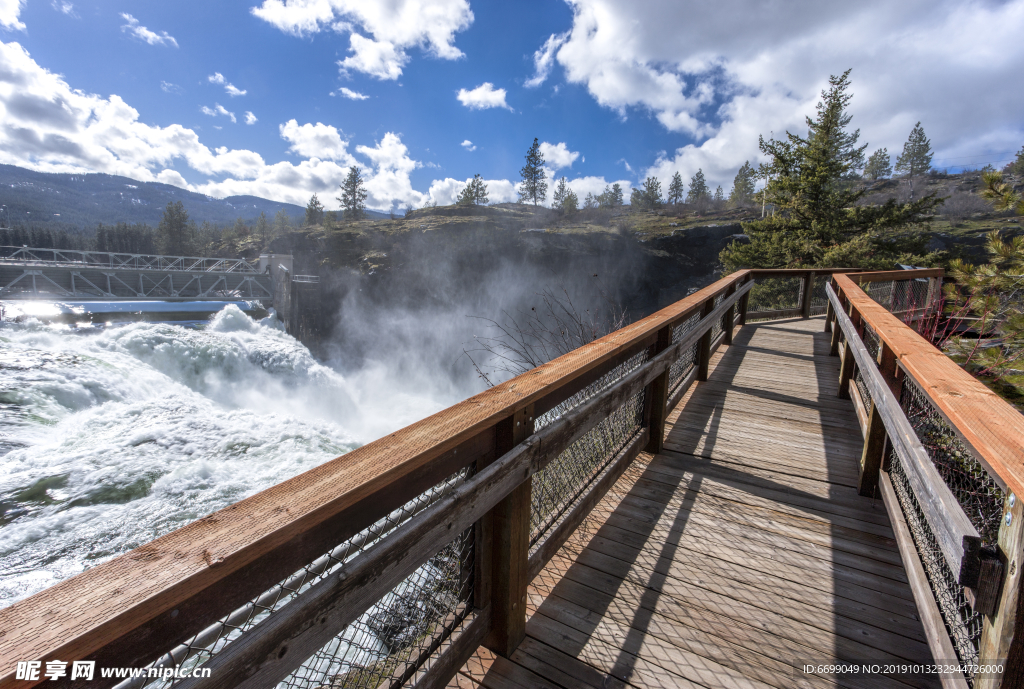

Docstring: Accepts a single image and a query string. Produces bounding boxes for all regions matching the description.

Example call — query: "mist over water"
[0,232,660,609]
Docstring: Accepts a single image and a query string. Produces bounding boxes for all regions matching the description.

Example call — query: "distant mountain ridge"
[0,164,392,232]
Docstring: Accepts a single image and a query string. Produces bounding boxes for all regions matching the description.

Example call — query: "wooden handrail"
[0,271,755,688]
[832,273,1024,499]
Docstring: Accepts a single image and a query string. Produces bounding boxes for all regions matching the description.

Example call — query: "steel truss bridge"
[0,246,274,301]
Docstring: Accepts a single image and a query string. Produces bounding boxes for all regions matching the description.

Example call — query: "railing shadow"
[473,315,939,687]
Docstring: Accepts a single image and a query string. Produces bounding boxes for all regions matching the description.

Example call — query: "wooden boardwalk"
[450,317,938,689]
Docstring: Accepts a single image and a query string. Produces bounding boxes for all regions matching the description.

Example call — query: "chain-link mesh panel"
[668,312,701,392]
[534,348,649,433]
[530,386,646,549]
[709,293,725,343]
[133,466,474,689]
[900,379,1005,545]
[808,274,830,315]
[863,279,939,321]
[746,277,802,318]
[281,527,474,689]
[888,447,982,684]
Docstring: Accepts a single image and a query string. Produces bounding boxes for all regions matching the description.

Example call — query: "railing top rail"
[0,269,753,678]
[0,246,261,274]
[833,272,1024,499]
[849,268,945,283]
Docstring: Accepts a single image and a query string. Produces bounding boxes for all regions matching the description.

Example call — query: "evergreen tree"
[686,169,709,203]
[895,122,933,199]
[255,211,270,244]
[338,166,368,220]
[563,189,579,214]
[305,194,325,226]
[457,174,489,206]
[631,176,662,210]
[583,192,596,209]
[553,177,570,210]
[157,201,196,255]
[1010,146,1024,177]
[714,186,724,203]
[667,172,685,205]
[720,70,940,271]
[729,161,756,206]
[864,148,892,180]
[518,138,547,205]
[273,209,291,236]
[611,183,623,207]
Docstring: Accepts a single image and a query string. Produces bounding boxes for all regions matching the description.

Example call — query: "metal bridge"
[0,246,274,301]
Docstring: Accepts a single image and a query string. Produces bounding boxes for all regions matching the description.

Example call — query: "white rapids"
[0,305,371,608]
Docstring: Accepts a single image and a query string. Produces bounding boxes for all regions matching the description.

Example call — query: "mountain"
[0,164,394,233]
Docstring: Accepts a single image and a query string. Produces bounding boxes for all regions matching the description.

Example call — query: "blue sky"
[1,0,1022,211]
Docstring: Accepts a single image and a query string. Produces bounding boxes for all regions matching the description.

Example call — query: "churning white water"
[0,305,442,609]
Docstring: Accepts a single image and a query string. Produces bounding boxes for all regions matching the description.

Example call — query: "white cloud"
[51,1,75,17]
[456,82,511,111]
[539,141,579,170]
[0,0,25,30]
[160,81,184,95]
[120,13,178,48]
[279,119,356,164]
[525,32,567,88]
[334,86,369,100]
[542,0,1024,191]
[426,177,517,206]
[356,133,427,209]
[460,139,476,151]
[201,104,236,124]
[244,111,257,125]
[208,72,246,97]
[252,0,472,80]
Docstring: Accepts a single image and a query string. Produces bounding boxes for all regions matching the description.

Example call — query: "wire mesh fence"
[709,293,725,343]
[900,378,1005,545]
[888,446,983,684]
[808,274,830,315]
[668,312,701,393]
[746,277,802,318]
[863,278,941,327]
[530,385,647,549]
[129,466,475,689]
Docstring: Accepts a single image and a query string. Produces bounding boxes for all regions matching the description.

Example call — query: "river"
[0,304,454,609]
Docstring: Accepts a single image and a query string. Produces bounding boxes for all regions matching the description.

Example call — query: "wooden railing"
[2,266,1020,689]
[826,272,1024,689]
[0,271,761,689]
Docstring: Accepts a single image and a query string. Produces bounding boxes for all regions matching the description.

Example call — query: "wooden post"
[485,404,533,658]
[838,307,859,400]
[737,279,751,327]
[858,403,886,497]
[829,281,844,356]
[977,492,1024,689]
[824,299,834,333]
[723,283,737,345]
[697,296,716,382]
[800,271,816,319]
[643,325,672,454]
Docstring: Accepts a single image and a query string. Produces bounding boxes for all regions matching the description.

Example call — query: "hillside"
[0,164,392,233]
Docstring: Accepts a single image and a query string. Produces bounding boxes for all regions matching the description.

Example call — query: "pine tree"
[720,70,940,271]
[895,122,933,199]
[273,208,291,236]
[563,189,579,214]
[255,211,270,244]
[457,174,489,206]
[1010,146,1024,177]
[305,194,325,226]
[864,148,892,180]
[686,169,709,203]
[714,186,724,203]
[518,138,547,205]
[157,201,196,255]
[667,172,684,205]
[611,183,623,207]
[583,192,596,209]
[553,176,570,208]
[729,161,756,206]
[641,176,663,209]
[338,166,368,220]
